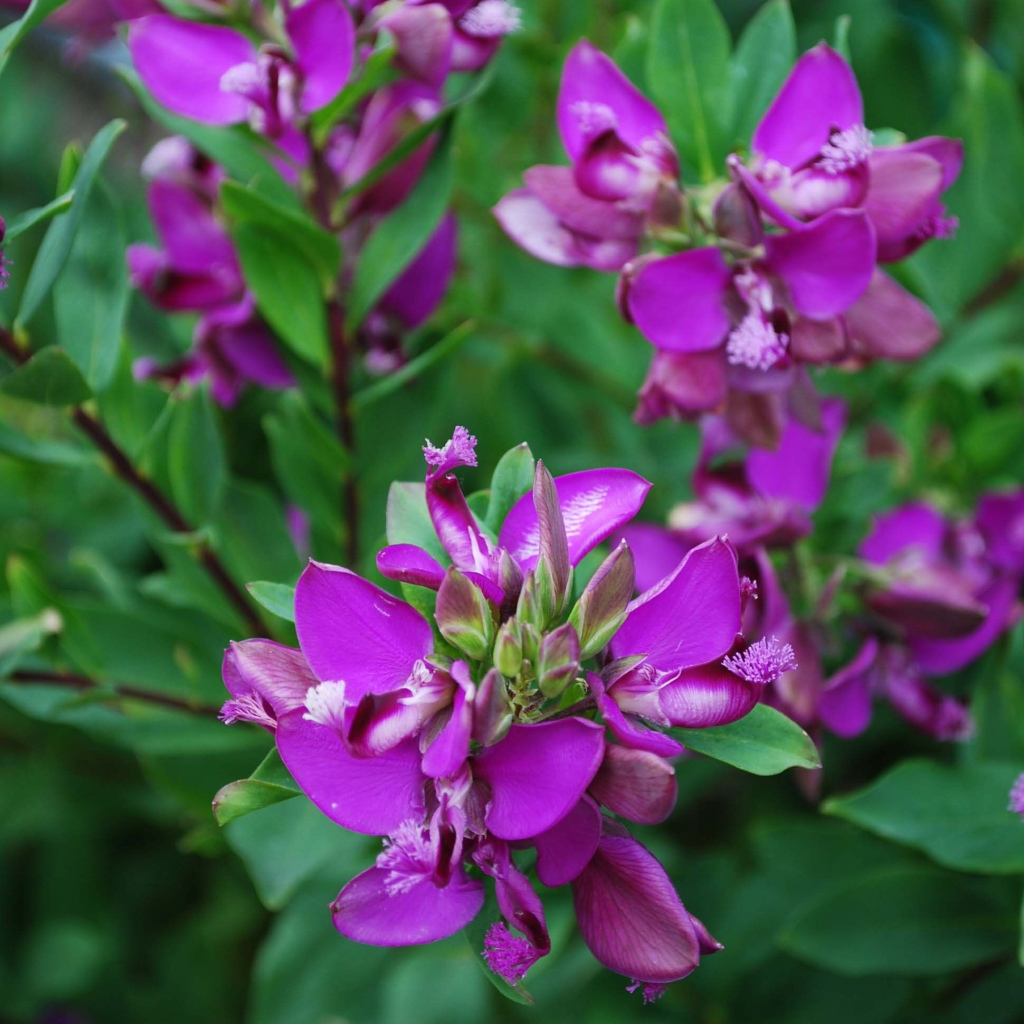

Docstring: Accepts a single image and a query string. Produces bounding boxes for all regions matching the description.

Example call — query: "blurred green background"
[2,0,1024,1020]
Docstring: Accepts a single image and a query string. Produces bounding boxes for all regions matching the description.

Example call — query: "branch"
[8,669,223,717]
[0,328,266,637]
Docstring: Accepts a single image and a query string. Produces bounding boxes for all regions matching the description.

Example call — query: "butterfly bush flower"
[495,40,961,445]
[217,427,798,997]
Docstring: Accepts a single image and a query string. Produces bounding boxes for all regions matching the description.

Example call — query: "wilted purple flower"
[494,40,679,271]
[221,428,751,994]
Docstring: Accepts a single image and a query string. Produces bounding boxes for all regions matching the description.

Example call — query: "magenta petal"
[426,472,494,577]
[658,663,760,728]
[380,3,453,87]
[376,544,447,591]
[634,349,728,425]
[572,834,701,984]
[332,864,484,945]
[618,524,690,595]
[864,150,944,261]
[287,0,356,111]
[844,271,940,361]
[557,39,668,161]
[533,795,602,887]
[378,213,457,329]
[294,561,433,699]
[129,16,255,125]
[910,579,1019,677]
[612,537,740,672]
[627,249,732,352]
[859,502,946,565]
[746,398,846,511]
[593,674,685,757]
[222,640,316,714]
[752,43,863,169]
[276,713,426,834]
[523,165,644,241]
[422,663,473,778]
[976,491,1024,575]
[818,637,878,738]
[474,719,605,840]
[765,209,876,319]
[589,744,677,824]
[499,469,652,572]
[897,136,964,190]
[148,179,238,275]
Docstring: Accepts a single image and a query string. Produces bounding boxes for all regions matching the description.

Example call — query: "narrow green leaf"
[824,759,1024,875]
[119,68,297,208]
[485,442,535,533]
[0,0,71,78]
[0,422,93,466]
[780,865,1017,976]
[671,703,820,775]
[351,321,475,413]
[311,38,398,144]
[213,750,301,826]
[233,222,329,368]
[730,0,795,145]
[4,190,74,243]
[0,607,63,676]
[347,129,454,331]
[167,387,226,525]
[220,180,341,291]
[16,119,126,327]
[55,182,128,392]
[833,14,852,61]
[1,347,92,406]
[246,582,297,623]
[647,0,732,182]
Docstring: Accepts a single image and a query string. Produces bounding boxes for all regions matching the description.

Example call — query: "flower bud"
[493,618,524,678]
[520,621,541,668]
[712,181,762,248]
[533,461,571,610]
[472,668,513,746]
[436,567,495,661]
[537,623,581,699]
[569,539,635,659]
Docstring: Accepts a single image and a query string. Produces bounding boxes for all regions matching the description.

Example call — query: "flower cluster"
[621,412,1024,751]
[125,0,499,401]
[496,40,962,446]
[219,427,798,998]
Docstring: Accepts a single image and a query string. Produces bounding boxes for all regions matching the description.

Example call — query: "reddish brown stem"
[0,328,266,637]
[9,669,222,717]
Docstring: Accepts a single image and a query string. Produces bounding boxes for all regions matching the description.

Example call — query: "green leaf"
[233,222,329,368]
[833,14,851,61]
[119,68,297,208]
[730,0,795,145]
[54,182,128,392]
[0,608,62,676]
[485,442,535,533]
[824,759,1024,875]
[4,190,74,244]
[462,888,534,1005]
[311,37,398,145]
[647,0,732,183]
[351,321,475,413]
[167,387,225,525]
[213,749,300,826]
[780,865,1018,975]
[246,582,296,623]
[0,0,71,78]
[16,119,126,327]
[225,796,366,909]
[219,180,341,291]
[386,481,448,564]
[347,129,454,331]
[671,703,820,775]
[1,347,92,406]
[0,422,93,466]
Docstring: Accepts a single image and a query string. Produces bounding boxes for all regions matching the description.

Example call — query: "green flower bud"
[435,567,494,661]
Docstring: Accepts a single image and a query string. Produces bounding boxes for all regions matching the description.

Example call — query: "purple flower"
[494,41,679,271]
[1009,773,1024,819]
[129,0,354,143]
[734,42,962,259]
[220,428,750,994]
